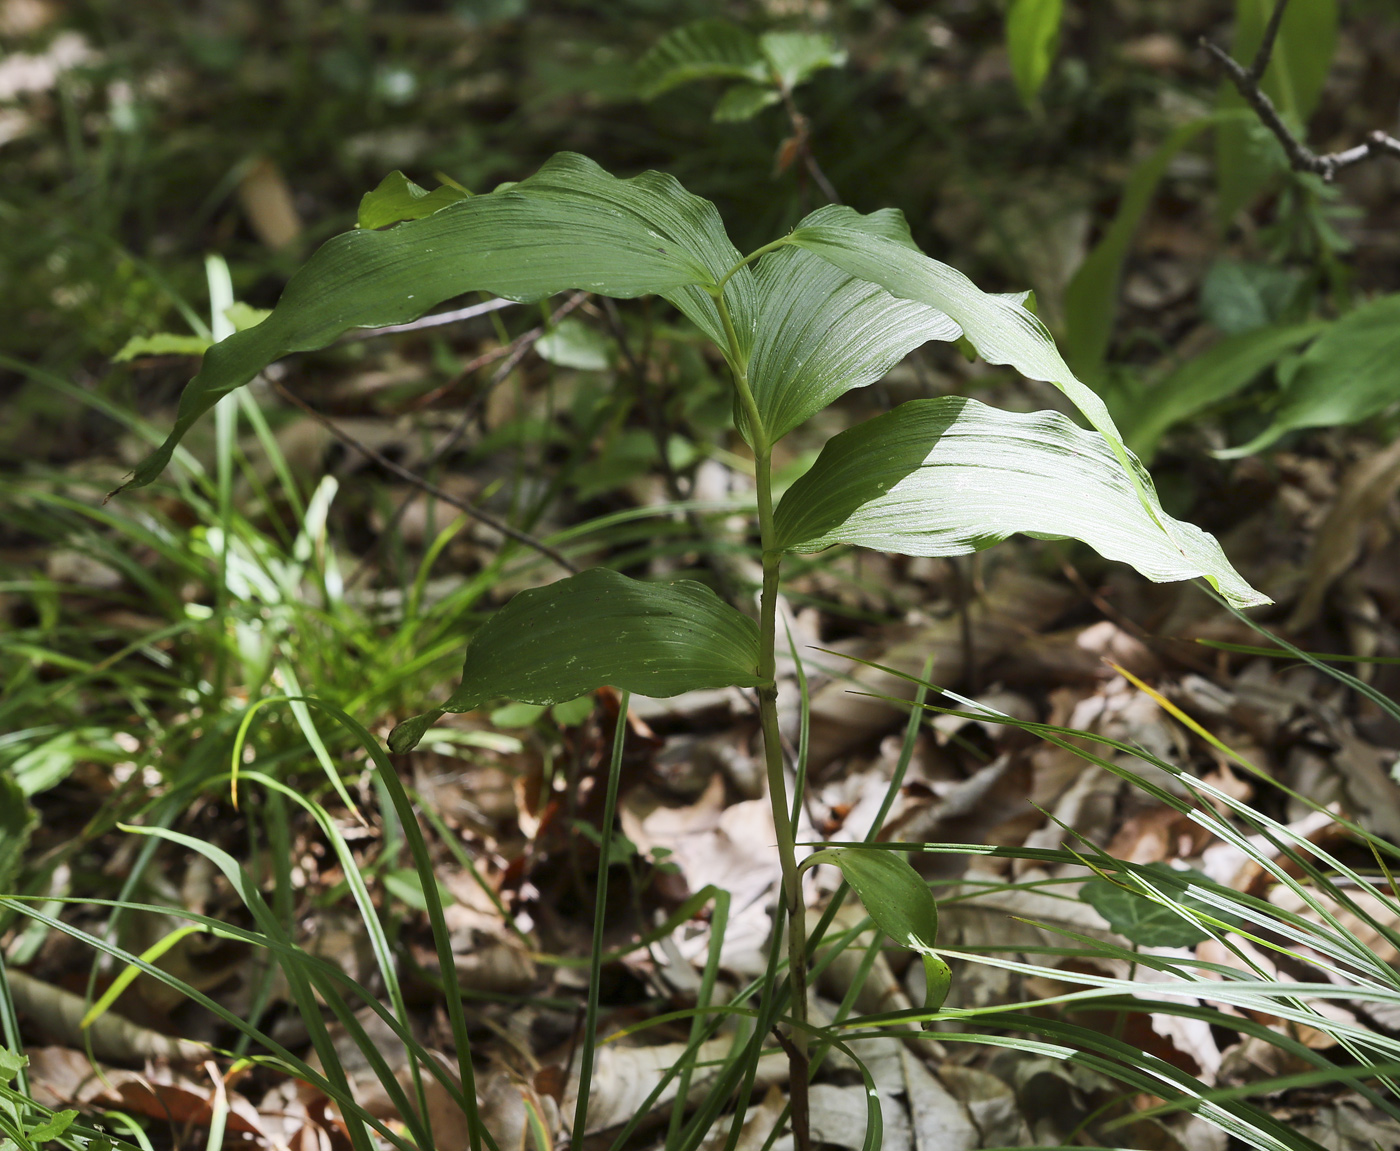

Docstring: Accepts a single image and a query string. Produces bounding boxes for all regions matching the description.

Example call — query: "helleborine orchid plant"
[117,152,1268,1134]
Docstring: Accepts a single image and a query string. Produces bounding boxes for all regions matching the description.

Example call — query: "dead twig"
[775,84,841,206]
[1201,0,1400,183]
[269,378,579,574]
[345,292,589,587]
[336,296,518,342]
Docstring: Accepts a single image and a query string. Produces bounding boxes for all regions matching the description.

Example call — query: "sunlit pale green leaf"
[1005,0,1063,107]
[750,206,959,441]
[1219,293,1400,457]
[1125,321,1326,461]
[757,31,845,90]
[112,332,212,362]
[712,83,781,123]
[774,397,1268,609]
[634,21,766,99]
[357,170,471,230]
[389,569,764,752]
[785,209,1123,445]
[805,847,947,1010]
[1082,864,1241,948]
[1200,259,1306,335]
[119,154,754,492]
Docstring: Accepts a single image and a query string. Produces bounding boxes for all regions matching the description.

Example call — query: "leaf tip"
[388,711,441,754]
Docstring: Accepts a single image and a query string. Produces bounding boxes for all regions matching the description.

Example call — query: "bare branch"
[1201,2,1400,184]
[337,296,518,342]
[1248,0,1291,81]
[269,377,580,574]
[775,83,842,206]
[344,292,589,587]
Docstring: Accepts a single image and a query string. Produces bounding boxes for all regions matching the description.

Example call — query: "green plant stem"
[713,285,811,1151]
[571,692,631,1144]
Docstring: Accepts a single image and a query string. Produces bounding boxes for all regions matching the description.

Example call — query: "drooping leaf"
[784,209,1123,446]
[1125,321,1327,461]
[712,83,781,123]
[0,771,35,892]
[389,569,764,752]
[806,847,949,1011]
[634,21,766,100]
[1005,0,1063,107]
[357,170,472,230]
[779,207,1271,608]
[1215,0,1338,223]
[1220,293,1400,457]
[1063,118,1215,379]
[774,397,1268,609]
[112,332,212,362]
[119,153,755,492]
[757,31,845,90]
[1082,864,1242,948]
[749,206,960,441]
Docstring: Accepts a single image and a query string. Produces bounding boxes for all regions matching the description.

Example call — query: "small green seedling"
[116,151,1267,1140]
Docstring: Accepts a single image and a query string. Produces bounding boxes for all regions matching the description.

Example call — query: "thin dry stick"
[345,292,589,586]
[776,83,841,205]
[1201,0,1400,183]
[337,297,518,342]
[269,378,579,574]
[599,298,743,605]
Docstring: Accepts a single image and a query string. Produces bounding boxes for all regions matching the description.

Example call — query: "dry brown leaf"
[238,155,303,250]
[7,971,208,1065]
[1290,436,1400,629]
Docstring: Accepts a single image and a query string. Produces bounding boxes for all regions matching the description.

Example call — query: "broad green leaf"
[551,695,595,727]
[1082,864,1241,948]
[490,702,547,728]
[1216,0,1338,223]
[1005,0,1063,107]
[713,83,781,123]
[1219,293,1400,457]
[0,1047,24,1082]
[805,847,948,1011]
[785,208,1125,446]
[27,1109,79,1143]
[749,206,960,441]
[0,771,35,892]
[119,153,755,492]
[1200,260,1305,335]
[757,31,845,90]
[112,332,212,362]
[1063,118,1215,380]
[635,21,766,99]
[1125,321,1327,461]
[535,317,612,370]
[358,170,471,230]
[773,397,1268,609]
[779,205,1269,607]
[389,569,764,752]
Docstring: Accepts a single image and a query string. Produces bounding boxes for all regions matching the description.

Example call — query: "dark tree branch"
[1248,0,1291,81]
[269,377,580,574]
[1201,0,1400,183]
